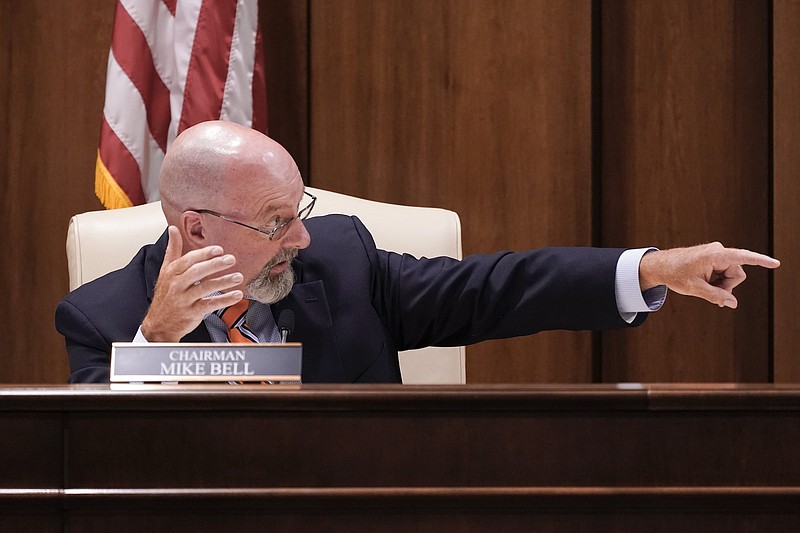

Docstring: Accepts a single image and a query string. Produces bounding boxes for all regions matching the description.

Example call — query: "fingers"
[712,264,746,293]
[692,281,738,309]
[190,289,245,315]
[160,242,246,293]
[162,248,243,301]
[163,243,225,281]
[160,226,229,287]
[647,242,779,310]
[143,229,246,342]
[188,271,244,300]
[718,248,780,270]
[704,248,778,306]
[181,251,236,287]
[687,260,743,308]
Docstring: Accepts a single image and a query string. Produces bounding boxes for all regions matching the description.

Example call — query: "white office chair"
[65,186,466,384]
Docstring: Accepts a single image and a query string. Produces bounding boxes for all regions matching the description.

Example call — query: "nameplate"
[110,342,302,383]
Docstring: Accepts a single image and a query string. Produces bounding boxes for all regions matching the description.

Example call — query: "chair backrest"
[66,186,466,384]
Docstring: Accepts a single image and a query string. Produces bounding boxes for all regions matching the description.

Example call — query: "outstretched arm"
[638,242,780,309]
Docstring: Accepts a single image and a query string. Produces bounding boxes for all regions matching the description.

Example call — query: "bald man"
[56,121,779,383]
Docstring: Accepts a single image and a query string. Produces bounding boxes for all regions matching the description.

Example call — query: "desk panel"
[1,384,799,531]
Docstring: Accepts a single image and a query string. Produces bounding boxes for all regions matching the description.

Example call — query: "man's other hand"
[141,226,245,342]
[639,242,780,309]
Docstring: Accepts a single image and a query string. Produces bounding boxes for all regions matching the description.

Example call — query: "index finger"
[723,249,780,269]
[161,227,226,276]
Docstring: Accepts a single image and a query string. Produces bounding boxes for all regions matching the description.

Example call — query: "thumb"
[163,226,183,266]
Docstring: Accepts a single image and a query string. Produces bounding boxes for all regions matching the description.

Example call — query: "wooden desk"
[2,384,800,531]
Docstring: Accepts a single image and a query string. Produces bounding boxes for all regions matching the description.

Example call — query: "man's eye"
[264,216,283,230]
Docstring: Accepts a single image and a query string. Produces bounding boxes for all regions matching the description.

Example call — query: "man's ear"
[180,211,207,247]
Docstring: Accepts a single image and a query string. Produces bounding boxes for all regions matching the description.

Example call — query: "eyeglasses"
[192,190,316,241]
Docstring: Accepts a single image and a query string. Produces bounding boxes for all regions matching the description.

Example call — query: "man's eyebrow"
[255,191,304,218]
[258,201,294,217]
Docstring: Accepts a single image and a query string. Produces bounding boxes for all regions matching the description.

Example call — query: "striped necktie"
[218,299,258,343]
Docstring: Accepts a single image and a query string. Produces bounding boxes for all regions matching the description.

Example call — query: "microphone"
[278,310,294,343]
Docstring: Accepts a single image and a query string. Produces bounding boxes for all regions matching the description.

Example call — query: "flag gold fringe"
[94,150,134,209]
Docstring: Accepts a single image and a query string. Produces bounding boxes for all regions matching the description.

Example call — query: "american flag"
[95,0,267,209]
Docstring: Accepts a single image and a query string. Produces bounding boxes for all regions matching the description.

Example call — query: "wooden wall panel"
[600,1,771,381]
[0,1,113,383]
[309,0,595,383]
[773,0,800,382]
[261,0,309,178]
[0,3,8,187]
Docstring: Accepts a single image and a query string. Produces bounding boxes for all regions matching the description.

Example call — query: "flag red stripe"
[98,116,146,205]
[161,0,177,17]
[251,25,268,134]
[97,0,266,209]
[178,0,239,134]
[111,4,171,152]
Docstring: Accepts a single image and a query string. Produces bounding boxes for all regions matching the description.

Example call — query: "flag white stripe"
[97,0,264,208]
[220,0,258,126]
[169,0,204,145]
[119,0,176,87]
[104,52,165,202]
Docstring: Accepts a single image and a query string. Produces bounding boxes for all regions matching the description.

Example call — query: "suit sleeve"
[55,298,115,383]
[348,219,644,350]
[54,242,158,383]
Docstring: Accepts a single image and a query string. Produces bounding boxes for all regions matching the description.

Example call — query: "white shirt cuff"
[615,248,668,323]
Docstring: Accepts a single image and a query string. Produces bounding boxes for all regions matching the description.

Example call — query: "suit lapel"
[272,260,346,383]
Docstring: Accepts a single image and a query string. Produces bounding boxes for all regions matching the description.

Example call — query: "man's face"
[204,174,312,304]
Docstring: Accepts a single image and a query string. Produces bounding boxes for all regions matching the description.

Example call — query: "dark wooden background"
[1,0,797,384]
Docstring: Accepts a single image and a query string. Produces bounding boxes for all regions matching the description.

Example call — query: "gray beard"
[246,249,298,304]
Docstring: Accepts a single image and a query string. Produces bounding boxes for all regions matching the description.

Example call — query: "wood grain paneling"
[600,0,771,382]
[61,509,800,533]
[5,385,800,530]
[0,414,63,488]
[0,3,9,182]
[773,0,800,382]
[0,1,114,383]
[309,0,595,382]
[261,0,309,178]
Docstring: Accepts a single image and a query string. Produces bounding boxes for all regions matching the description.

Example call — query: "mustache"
[266,248,299,273]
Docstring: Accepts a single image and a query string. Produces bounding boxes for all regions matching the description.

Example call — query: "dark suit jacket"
[56,215,644,383]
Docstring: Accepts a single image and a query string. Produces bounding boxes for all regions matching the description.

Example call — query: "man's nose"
[283,217,311,249]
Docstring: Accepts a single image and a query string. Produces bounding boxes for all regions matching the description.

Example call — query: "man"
[56,121,780,383]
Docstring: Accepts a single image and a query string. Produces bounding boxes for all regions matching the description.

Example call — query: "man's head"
[159,121,311,304]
